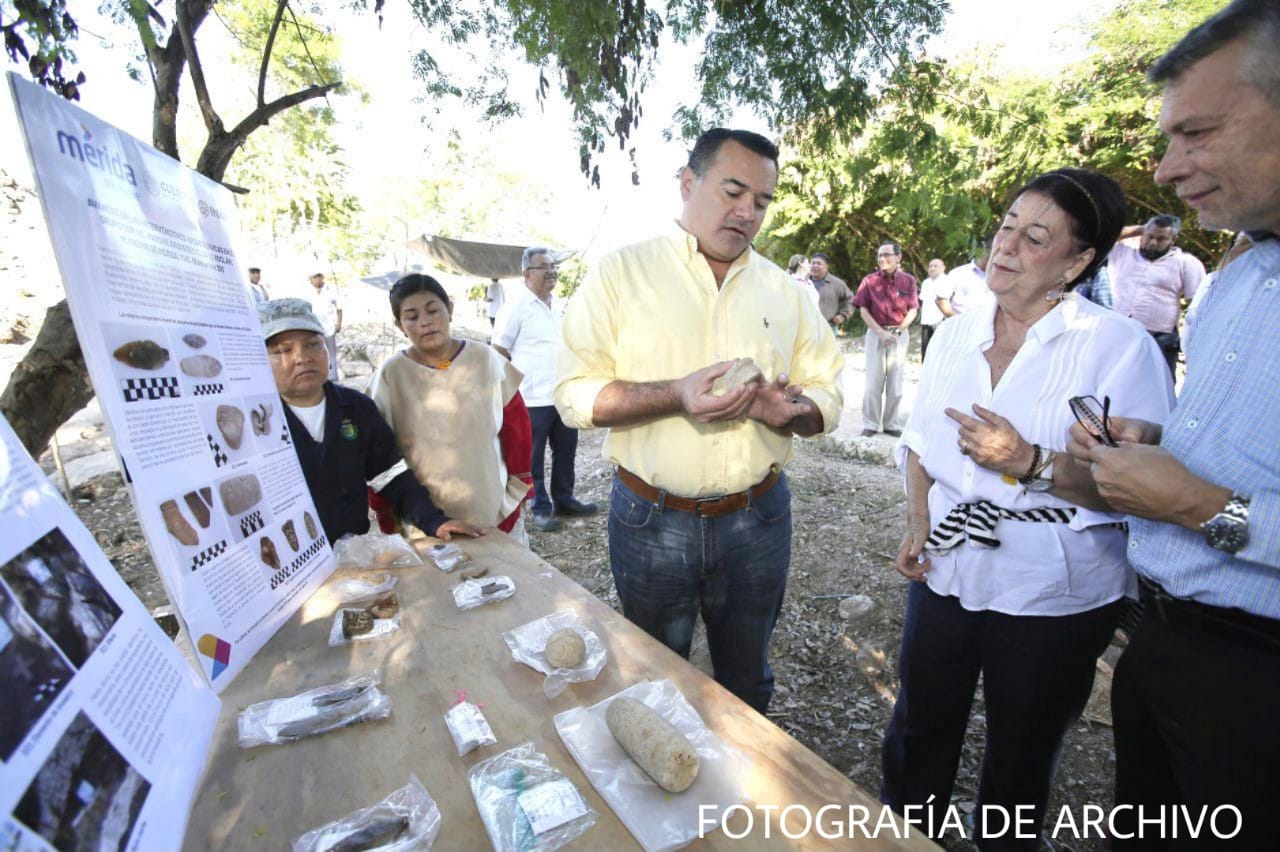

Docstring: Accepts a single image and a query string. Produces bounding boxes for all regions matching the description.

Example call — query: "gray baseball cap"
[258,298,325,340]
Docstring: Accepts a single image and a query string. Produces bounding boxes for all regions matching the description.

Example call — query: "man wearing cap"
[306,272,342,381]
[259,298,481,544]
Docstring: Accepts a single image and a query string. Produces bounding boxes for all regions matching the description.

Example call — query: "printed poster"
[0,414,220,851]
[8,74,336,689]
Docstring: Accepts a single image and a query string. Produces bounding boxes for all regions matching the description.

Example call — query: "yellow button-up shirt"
[555,224,844,497]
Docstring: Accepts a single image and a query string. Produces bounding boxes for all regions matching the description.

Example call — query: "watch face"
[1206,517,1249,553]
[1026,479,1054,493]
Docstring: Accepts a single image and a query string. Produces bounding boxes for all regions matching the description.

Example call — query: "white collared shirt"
[936,262,993,315]
[493,286,561,407]
[894,295,1175,615]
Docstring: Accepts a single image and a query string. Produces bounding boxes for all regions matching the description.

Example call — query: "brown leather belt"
[616,466,781,518]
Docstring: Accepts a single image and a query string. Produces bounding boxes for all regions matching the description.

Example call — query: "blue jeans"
[608,472,792,714]
[528,405,579,516]
[881,582,1120,851]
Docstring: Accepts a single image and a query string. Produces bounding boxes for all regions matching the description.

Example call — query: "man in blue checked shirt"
[1067,2,1280,847]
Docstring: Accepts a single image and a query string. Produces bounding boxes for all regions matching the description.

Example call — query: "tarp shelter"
[406,234,573,279]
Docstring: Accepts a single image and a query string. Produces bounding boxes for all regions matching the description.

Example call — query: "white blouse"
[894,295,1175,615]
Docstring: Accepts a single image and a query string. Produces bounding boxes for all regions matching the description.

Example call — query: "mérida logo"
[54,123,137,187]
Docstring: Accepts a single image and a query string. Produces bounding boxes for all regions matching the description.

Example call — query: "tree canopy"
[759,0,1230,278]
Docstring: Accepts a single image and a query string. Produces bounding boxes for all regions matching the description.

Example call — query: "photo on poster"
[197,399,258,468]
[0,585,74,762]
[13,712,151,852]
[0,527,122,669]
[172,329,226,399]
[255,531,281,580]
[157,486,231,573]
[241,394,285,454]
[214,472,272,544]
[99,321,182,406]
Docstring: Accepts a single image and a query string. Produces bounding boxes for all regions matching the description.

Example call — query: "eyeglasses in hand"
[1069,395,1118,447]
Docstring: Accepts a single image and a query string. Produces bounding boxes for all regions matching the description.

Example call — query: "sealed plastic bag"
[427,542,472,572]
[553,680,750,852]
[293,774,442,852]
[239,672,391,747]
[334,532,424,569]
[330,573,398,605]
[503,611,607,698]
[328,605,401,646]
[453,575,514,610]
[468,742,597,852]
[444,696,497,756]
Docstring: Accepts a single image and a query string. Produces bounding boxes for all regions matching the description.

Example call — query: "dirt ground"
[47,328,1119,852]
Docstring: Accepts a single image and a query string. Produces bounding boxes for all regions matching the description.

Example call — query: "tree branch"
[175,0,223,134]
[258,0,288,107]
[196,81,340,180]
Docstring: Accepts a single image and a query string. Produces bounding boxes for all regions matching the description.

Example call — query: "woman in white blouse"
[880,169,1175,849]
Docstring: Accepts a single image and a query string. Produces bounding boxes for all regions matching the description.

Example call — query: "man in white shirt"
[918,258,947,360]
[485,278,505,327]
[493,248,598,532]
[936,241,992,318]
[305,272,342,381]
[248,267,269,305]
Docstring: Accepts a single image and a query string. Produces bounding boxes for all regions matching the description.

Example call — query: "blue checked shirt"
[1127,237,1280,618]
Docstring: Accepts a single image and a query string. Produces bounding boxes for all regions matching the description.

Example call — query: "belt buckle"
[694,495,726,517]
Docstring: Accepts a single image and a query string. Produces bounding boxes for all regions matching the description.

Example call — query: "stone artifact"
[113,339,169,370]
[544,628,587,668]
[218,474,262,516]
[260,536,280,572]
[607,697,700,793]
[342,609,374,638]
[282,519,299,551]
[216,404,245,450]
[367,594,399,619]
[181,355,223,378]
[719,357,764,393]
[182,333,207,348]
[183,490,211,528]
[161,499,198,546]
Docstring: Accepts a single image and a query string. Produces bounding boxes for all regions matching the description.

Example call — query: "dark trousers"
[881,582,1120,851]
[528,405,578,516]
[921,324,937,361]
[1149,330,1179,377]
[1112,608,1280,851]
[607,472,792,714]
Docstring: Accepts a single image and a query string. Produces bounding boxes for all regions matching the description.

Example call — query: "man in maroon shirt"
[852,241,918,436]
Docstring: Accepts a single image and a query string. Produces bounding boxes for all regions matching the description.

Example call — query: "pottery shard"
[161,499,198,546]
[216,405,245,450]
[200,486,212,505]
[218,474,262,516]
[282,519,299,552]
[304,511,318,540]
[343,609,374,638]
[113,340,169,370]
[367,594,399,619]
[181,355,223,378]
[260,536,280,572]
[183,490,211,528]
[182,333,207,348]
[721,357,764,391]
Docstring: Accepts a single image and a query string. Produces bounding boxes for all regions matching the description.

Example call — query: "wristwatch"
[1024,448,1057,493]
[1201,492,1250,554]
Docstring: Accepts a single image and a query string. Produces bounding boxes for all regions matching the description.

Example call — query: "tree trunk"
[0,299,93,459]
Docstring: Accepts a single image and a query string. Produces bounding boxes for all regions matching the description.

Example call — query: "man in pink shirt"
[852,241,918,437]
[1109,214,1206,375]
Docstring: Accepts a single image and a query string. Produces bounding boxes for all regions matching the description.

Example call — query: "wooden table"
[184,533,936,850]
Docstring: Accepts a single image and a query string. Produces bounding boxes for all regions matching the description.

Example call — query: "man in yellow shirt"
[556,128,844,713]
